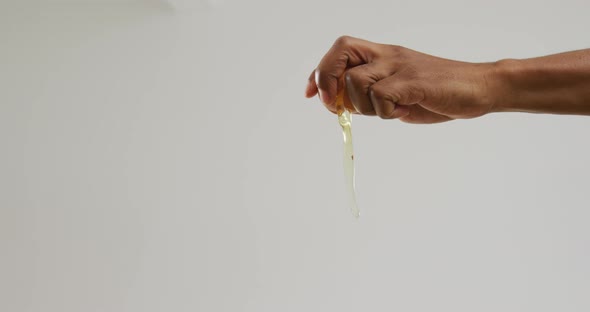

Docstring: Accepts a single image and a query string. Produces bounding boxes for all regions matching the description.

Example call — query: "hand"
[305,36,498,123]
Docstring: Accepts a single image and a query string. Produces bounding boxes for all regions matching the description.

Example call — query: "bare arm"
[491,50,590,115]
[305,36,590,123]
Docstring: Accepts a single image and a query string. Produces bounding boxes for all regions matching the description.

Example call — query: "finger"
[344,63,393,116]
[368,76,425,119]
[315,36,381,106]
[322,76,352,114]
[400,105,453,124]
[342,81,358,114]
[323,91,339,114]
[369,89,395,118]
[383,103,411,119]
[305,70,318,98]
[307,69,338,114]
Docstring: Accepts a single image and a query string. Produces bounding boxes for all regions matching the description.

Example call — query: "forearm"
[490,49,590,115]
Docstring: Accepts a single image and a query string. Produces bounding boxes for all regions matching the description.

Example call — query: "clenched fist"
[305,36,500,123]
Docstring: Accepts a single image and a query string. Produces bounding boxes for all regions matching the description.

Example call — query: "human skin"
[305,36,590,124]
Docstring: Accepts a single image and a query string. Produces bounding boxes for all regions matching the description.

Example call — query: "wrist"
[485,58,525,113]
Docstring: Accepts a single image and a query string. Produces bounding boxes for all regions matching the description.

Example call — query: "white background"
[1,0,589,311]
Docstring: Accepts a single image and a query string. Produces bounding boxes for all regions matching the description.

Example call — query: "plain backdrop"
[1,0,589,311]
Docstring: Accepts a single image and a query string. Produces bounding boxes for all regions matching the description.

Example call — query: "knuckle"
[344,68,362,84]
[335,35,352,47]
[369,84,389,102]
[344,71,354,84]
